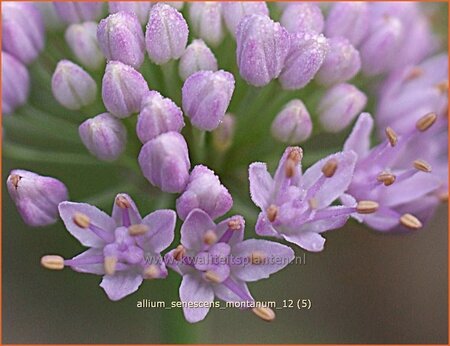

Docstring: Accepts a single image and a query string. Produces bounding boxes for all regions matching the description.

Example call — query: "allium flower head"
[41,194,176,301]
[97,11,145,69]
[236,14,290,87]
[145,3,189,65]
[165,209,294,323]
[7,170,68,227]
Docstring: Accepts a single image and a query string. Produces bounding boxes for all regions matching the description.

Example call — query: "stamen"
[173,245,186,261]
[356,201,379,214]
[143,264,160,279]
[204,270,221,283]
[399,213,422,230]
[413,159,432,173]
[10,174,21,188]
[73,212,90,228]
[115,195,130,209]
[435,80,449,93]
[385,127,398,147]
[41,255,65,270]
[405,66,423,81]
[203,230,217,245]
[285,147,303,178]
[128,224,149,236]
[250,251,266,265]
[308,198,318,209]
[104,256,117,275]
[377,172,396,186]
[227,219,242,231]
[252,307,275,322]
[266,204,278,222]
[321,159,338,178]
[416,112,437,132]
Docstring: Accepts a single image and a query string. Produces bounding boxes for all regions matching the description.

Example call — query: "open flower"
[165,209,294,323]
[41,194,176,301]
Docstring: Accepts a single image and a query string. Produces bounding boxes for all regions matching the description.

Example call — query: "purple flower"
[279,31,328,90]
[79,113,127,162]
[41,194,176,301]
[65,22,104,71]
[280,3,324,34]
[97,11,145,69]
[165,209,294,323]
[182,70,235,131]
[324,2,369,47]
[102,61,149,118]
[178,39,218,81]
[317,83,367,133]
[2,52,29,115]
[51,60,97,110]
[376,54,448,134]
[359,15,403,76]
[7,170,68,227]
[248,147,373,252]
[342,112,444,232]
[221,2,269,37]
[108,2,152,25]
[145,3,189,65]
[315,37,361,87]
[271,99,312,144]
[176,165,233,221]
[2,2,45,64]
[136,91,185,144]
[189,2,224,47]
[236,14,290,87]
[138,131,191,193]
[212,113,235,151]
[53,2,103,24]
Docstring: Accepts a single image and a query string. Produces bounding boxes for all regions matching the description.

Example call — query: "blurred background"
[2,1,449,344]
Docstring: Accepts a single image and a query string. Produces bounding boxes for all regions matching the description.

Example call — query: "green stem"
[161,60,181,104]
[191,127,206,164]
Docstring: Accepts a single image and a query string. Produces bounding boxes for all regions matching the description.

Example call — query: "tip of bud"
[413,159,432,173]
[266,204,278,222]
[9,174,21,188]
[227,218,243,231]
[416,112,437,132]
[385,127,398,147]
[115,195,130,209]
[356,200,379,214]
[400,213,422,230]
[143,264,160,279]
[285,147,303,178]
[128,224,149,236]
[322,158,338,178]
[377,172,396,186]
[203,230,218,245]
[41,255,65,270]
[173,245,186,261]
[252,307,276,322]
[204,270,221,283]
[73,212,90,228]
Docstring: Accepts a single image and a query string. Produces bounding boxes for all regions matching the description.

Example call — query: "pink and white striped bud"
[108,2,152,25]
[189,2,224,47]
[280,3,324,34]
[271,99,312,144]
[53,2,104,24]
[2,52,30,115]
[221,2,269,37]
[178,39,218,81]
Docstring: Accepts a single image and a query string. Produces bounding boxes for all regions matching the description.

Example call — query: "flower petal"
[112,193,142,227]
[231,239,294,282]
[138,209,176,253]
[179,273,214,323]
[181,209,216,251]
[248,162,273,209]
[58,201,115,247]
[214,279,253,303]
[255,212,280,238]
[68,248,105,275]
[282,232,326,252]
[343,112,373,158]
[215,215,245,246]
[302,150,357,208]
[100,272,143,301]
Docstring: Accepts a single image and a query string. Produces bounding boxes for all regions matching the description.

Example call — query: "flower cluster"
[3,1,448,325]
